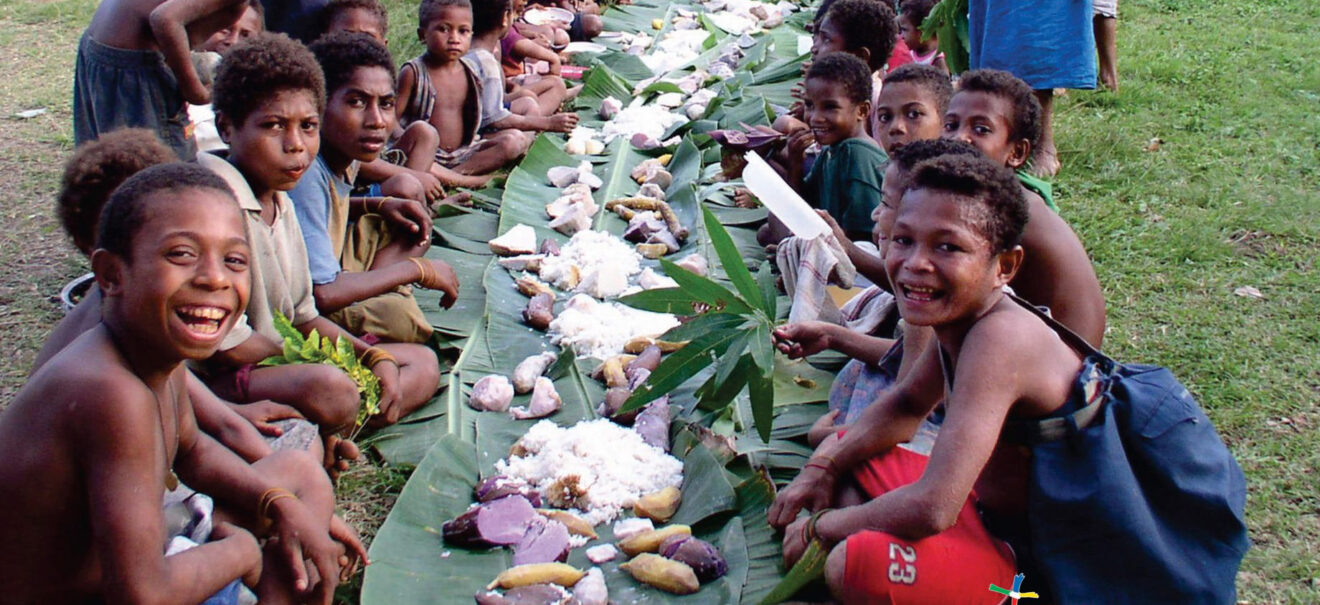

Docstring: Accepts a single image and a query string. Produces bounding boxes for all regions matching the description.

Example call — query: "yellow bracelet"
[258,487,297,524]
[361,346,397,368]
[408,256,431,285]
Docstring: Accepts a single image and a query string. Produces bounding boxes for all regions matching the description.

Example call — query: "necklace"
[156,377,180,491]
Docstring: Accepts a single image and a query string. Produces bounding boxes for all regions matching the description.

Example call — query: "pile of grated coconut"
[496,419,683,525]
[539,230,642,299]
[548,294,679,360]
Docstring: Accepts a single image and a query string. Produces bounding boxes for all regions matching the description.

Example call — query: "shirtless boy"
[770,154,1077,602]
[0,163,365,604]
[74,0,250,158]
[941,69,1106,345]
[397,0,530,187]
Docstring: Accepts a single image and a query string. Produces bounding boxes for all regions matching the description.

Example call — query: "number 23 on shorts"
[888,541,917,585]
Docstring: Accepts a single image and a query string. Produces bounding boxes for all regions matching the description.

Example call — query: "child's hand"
[733,187,760,209]
[548,112,580,133]
[380,197,433,244]
[807,409,842,446]
[407,258,459,307]
[773,321,837,359]
[786,129,816,162]
[768,460,837,528]
[816,209,849,245]
[371,360,403,425]
[328,515,369,581]
[233,400,305,437]
[412,169,447,203]
[268,498,344,604]
[209,521,262,587]
[181,76,212,106]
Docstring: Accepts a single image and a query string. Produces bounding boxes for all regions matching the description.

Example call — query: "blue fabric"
[828,336,903,424]
[73,34,195,159]
[967,0,1097,90]
[289,155,347,285]
[200,579,244,605]
[1026,354,1249,603]
[261,0,330,43]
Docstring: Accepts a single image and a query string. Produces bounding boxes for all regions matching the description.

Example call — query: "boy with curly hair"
[292,32,460,345]
[201,33,441,443]
[0,162,365,604]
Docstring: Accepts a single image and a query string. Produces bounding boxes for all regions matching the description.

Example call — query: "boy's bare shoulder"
[30,329,163,429]
[963,298,1063,362]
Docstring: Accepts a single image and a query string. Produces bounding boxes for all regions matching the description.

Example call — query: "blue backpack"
[1004,297,1249,604]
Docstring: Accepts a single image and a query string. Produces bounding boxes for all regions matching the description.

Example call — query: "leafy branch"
[619,206,781,442]
[259,310,381,432]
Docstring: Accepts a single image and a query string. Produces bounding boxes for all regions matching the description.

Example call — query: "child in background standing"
[897,0,948,73]
[74,0,250,159]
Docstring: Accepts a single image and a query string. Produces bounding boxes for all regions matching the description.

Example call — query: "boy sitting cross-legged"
[397,0,531,188]
[201,33,440,437]
[0,163,365,604]
[941,68,1106,345]
[292,32,460,345]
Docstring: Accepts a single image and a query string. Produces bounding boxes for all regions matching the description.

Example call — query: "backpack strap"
[1000,294,1111,445]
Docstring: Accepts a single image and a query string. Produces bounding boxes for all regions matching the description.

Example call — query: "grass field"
[0,0,1315,601]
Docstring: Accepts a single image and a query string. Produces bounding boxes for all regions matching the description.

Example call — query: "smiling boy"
[785,52,887,243]
[0,163,363,604]
[941,69,1107,346]
[770,154,1072,603]
[202,33,440,438]
[291,32,459,345]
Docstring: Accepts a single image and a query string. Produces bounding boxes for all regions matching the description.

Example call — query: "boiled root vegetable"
[633,486,681,522]
[475,475,542,507]
[512,516,571,566]
[629,345,662,375]
[620,553,700,595]
[570,568,608,605]
[618,524,691,556]
[590,354,635,382]
[636,243,668,259]
[625,337,686,354]
[659,536,728,583]
[513,352,558,394]
[585,544,618,564]
[486,563,585,590]
[547,204,592,236]
[605,197,687,240]
[612,517,654,540]
[498,254,546,272]
[539,238,561,256]
[473,584,569,605]
[596,356,629,388]
[598,96,622,119]
[444,495,537,548]
[636,183,666,200]
[510,377,562,419]
[633,398,671,451]
[674,253,707,277]
[515,275,555,298]
[491,224,538,256]
[537,509,597,539]
[470,375,515,412]
[598,387,637,424]
[523,293,555,331]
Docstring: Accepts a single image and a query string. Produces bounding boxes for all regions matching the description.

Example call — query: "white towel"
[775,234,855,324]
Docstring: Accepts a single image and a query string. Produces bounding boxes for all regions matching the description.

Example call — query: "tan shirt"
[197,152,320,350]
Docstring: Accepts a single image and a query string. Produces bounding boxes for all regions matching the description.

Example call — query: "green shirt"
[1017,169,1058,212]
[804,137,886,237]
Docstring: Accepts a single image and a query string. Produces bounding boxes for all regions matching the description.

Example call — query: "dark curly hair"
[889,135,980,171]
[956,69,1042,149]
[419,0,472,30]
[907,154,1029,253]
[806,52,874,106]
[898,0,937,28]
[471,0,511,37]
[59,129,178,256]
[882,63,954,114]
[96,163,237,261]
[309,31,395,96]
[212,32,326,127]
[823,0,898,72]
[319,0,388,38]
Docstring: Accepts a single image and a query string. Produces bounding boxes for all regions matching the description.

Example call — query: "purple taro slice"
[443,495,537,548]
[511,516,572,566]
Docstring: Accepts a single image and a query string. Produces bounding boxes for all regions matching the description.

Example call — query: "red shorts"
[842,447,1016,604]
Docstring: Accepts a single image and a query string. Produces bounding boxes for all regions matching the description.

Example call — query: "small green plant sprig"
[618,207,781,442]
[260,311,381,431]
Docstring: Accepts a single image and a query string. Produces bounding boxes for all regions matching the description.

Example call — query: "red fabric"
[842,447,1016,604]
[886,37,914,74]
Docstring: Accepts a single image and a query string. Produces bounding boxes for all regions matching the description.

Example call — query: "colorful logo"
[988,573,1038,604]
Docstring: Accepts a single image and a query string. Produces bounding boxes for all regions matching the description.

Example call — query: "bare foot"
[1100,69,1119,93]
[1029,140,1060,178]
[449,173,493,189]
[323,434,361,480]
[565,84,583,100]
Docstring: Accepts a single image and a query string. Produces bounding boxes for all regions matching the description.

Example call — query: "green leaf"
[623,327,747,412]
[663,311,749,342]
[736,472,787,604]
[618,287,706,314]
[271,309,303,344]
[758,539,829,604]
[748,369,774,443]
[697,353,752,411]
[670,442,738,525]
[703,206,763,310]
[756,260,778,319]
[750,321,775,377]
[658,258,752,315]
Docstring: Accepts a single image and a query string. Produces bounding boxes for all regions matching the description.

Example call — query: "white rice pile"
[496,419,684,525]
[539,230,642,299]
[548,294,679,360]
[601,101,688,144]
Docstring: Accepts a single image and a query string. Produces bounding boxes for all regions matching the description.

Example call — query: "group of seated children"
[755,1,1247,602]
[18,0,602,598]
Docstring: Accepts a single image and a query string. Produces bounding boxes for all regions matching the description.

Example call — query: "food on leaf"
[633,485,682,522]
[443,495,537,548]
[513,352,558,394]
[491,224,538,256]
[470,375,515,412]
[620,553,700,595]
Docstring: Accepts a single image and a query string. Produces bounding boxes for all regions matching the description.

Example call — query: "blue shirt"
[289,155,351,285]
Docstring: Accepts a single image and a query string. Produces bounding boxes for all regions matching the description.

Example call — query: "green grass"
[0,0,1315,601]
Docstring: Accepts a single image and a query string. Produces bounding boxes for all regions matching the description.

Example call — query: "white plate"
[523,7,575,25]
[563,42,606,54]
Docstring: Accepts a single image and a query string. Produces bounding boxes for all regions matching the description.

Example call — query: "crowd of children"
[4,0,1238,601]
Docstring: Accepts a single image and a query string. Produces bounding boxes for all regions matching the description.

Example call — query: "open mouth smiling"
[175,305,231,336]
